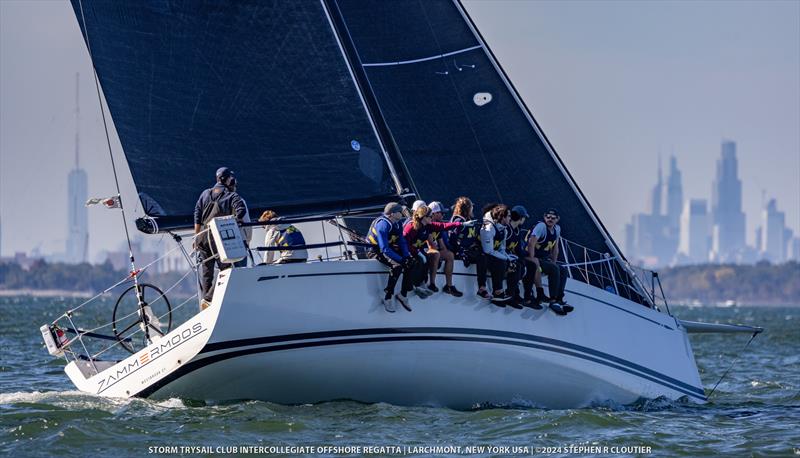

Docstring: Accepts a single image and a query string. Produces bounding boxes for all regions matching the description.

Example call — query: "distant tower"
[760,199,786,263]
[665,156,683,231]
[649,156,663,216]
[710,140,746,262]
[66,73,89,264]
[678,199,709,264]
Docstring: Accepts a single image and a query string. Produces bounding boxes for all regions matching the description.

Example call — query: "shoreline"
[0,289,196,300]
[0,289,94,298]
[0,288,795,306]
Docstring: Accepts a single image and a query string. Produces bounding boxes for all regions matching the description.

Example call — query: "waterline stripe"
[137,329,705,401]
[362,45,482,67]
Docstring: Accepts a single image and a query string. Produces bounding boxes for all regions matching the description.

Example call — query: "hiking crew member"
[448,197,487,298]
[504,205,529,307]
[403,205,464,297]
[480,204,514,306]
[193,167,247,309]
[427,201,463,297]
[521,234,545,309]
[529,208,573,315]
[368,203,417,312]
[260,210,308,264]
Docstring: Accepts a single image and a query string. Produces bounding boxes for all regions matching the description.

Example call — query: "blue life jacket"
[404,220,432,253]
[491,222,506,251]
[449,215,478,254]
[367,216,402,252]
[277,225,306,248]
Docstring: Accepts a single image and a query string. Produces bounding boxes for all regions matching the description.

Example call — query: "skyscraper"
[760,199,786,263]
[627,156,681,267]
[710,140,746,262]
[648,157,663,217]
[66,73,89,264]
[678,199,709,264]
[665,155,683,231]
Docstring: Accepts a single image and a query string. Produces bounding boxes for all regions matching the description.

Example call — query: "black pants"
[522,259,538,299]
[376,253,415,298]
[486,255,507,292]
[539,258,568,300]
[506,258,523,298]
[461,246,487,289]
[197,238,231,302]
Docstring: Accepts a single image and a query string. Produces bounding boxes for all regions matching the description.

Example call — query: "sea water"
[1,297,797,456]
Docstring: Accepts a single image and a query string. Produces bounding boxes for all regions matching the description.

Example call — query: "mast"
[320,0,416,199]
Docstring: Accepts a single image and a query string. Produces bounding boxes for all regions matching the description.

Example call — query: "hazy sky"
[1,0,798,260]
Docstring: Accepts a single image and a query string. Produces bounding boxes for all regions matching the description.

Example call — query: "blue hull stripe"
[137,328,706,401]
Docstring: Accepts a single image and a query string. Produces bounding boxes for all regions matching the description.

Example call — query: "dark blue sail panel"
[333,0,608,250]
[70,0,399,229]
[333,0,644,302]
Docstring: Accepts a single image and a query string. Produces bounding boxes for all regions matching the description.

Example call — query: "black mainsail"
[70,0,407,230]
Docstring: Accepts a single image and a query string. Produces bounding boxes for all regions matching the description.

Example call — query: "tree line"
[0,260,196,295]
[1,259,797,304]
[658,261,799,305]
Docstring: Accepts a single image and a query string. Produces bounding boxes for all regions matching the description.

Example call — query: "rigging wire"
[706,331,760,399]
[77,0,138,277]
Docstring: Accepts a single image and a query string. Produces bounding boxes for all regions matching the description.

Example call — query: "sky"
[0,0,798,261]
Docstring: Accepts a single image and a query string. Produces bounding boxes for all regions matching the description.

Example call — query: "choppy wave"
[1,300,798,456]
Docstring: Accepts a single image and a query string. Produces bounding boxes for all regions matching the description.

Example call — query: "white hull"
[65,260,706,409]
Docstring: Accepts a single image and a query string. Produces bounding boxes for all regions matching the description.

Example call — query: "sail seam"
[362,45,483,67]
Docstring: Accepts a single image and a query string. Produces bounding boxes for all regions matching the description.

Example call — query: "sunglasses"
[545,214,559,220]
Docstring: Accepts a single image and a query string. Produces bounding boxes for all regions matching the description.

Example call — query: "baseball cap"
[511,205,529,218]
[216,167,234,179]
[384,202,403,215]
[411,200,427,211]
[428,201,445,213]
[544,208,559,217]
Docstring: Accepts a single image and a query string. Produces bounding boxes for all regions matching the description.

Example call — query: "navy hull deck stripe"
[137,328,706,401]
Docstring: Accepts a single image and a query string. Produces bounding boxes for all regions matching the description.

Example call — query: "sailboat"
[42,0,761,409]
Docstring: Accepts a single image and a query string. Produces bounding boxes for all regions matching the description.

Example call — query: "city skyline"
[1,0,798,262]
[627,140,797,267]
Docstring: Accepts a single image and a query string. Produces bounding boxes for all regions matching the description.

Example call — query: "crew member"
[403,205,464,297]
[193,167,246,309]
[260,210,308,264]
[449,197,486,297]
[368,203,416,312]
[530,208,573,315]
[480,204,514,306]
[504,205,529,307]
